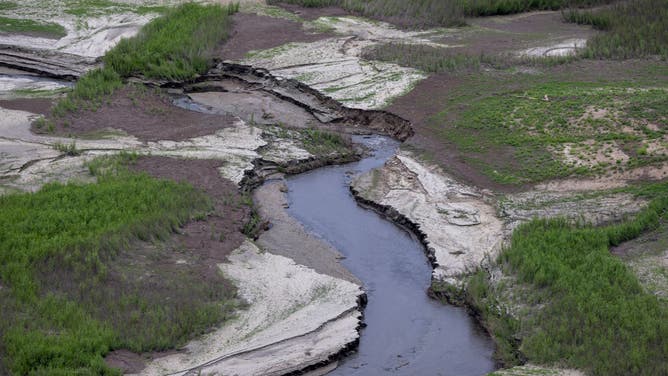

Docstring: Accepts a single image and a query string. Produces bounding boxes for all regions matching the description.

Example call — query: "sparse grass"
[564,0,668,59]
[301,129,351,155]
[0,16,66,38]
[270,0,613,27]
[362,43,483,73]
[0,156,243,375]
[52,141,81,156]
[434,82,668,184]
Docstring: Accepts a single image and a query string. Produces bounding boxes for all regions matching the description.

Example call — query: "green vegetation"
[52,141,81,156]
[0,16,66,38]
[50,3,237,119]
[63,0,168,17]
[105,3,237,80]
[0,155,240,374]
[362,43,483,73]
[433,82,668,184]
[564,0,668,59]
[0,1,17,11]
[301,129,351,155]
[462,188,668,374]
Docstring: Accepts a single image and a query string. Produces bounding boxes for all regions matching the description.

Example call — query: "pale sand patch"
[352,151,504,283]
[136,240,363,376]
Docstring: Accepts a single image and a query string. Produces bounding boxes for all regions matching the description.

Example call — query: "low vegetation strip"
[564,0,668,59]
[0,16,67,38]
[0,156,241,375]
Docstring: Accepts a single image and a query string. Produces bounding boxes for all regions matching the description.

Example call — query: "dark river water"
[286,136,496,376]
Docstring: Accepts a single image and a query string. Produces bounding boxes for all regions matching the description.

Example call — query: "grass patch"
[0,16,66,38]
[0,155,241,374]
[301,129,351,155]
[0,1,17,11]
[433,82,668,184]
[463,189,668,373]
[105,3,237,80]
[564,0,668,59]
[362,43,483,73]
[499,196,668,375]
[50,3,237,118]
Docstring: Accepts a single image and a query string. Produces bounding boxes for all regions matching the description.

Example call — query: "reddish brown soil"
[219,12,333,61]
[37,86,235,142]
[130,157,250,268]
[439,11,597,56]
[0,98,52,115]
[273,3,350,20]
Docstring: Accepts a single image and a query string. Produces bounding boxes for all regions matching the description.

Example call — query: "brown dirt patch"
[130,157,250,267]
[0,97,52,115]
[37,86,236,142]
[272,3,350,20]
[218,12,333,61]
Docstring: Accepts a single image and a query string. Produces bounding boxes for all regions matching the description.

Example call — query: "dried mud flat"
[36,87,237,142]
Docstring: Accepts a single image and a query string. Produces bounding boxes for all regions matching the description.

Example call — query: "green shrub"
[496,194,668,375]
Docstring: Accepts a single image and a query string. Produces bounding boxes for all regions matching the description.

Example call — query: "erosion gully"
[286,135,495,375]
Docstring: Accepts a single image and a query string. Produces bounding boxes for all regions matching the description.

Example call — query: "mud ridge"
[177,62,414,141]
[0,44,99,80]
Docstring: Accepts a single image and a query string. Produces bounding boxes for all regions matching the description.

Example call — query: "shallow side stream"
[286,136,495,375]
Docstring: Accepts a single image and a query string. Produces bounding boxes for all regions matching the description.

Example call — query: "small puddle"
[286,136,495,375]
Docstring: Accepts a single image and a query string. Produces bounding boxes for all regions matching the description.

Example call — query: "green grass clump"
[495,195,668,375]
[105,3,236,80]
[0,157,230,374]
[51,3,237,117]
[0,16,66,38]
[301,129,351,155]
[0,1,17,11]
[564,0,668,59]
[433,82,668,184]
[362,43,483,73]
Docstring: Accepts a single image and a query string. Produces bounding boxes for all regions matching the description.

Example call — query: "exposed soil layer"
[130,157,250,266]
[440,12,596,56]
[273,3,350,20]
[0,97,52,115]
[36,86,236,141]
[98,157,250,374]
[219,12,332,61]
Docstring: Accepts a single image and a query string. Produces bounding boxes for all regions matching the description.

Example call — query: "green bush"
[496,194,668,375]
